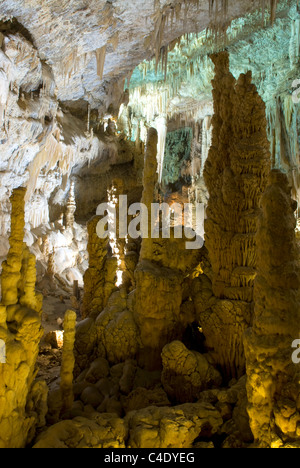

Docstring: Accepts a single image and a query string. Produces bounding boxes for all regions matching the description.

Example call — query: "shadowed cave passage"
[0,0,299,450]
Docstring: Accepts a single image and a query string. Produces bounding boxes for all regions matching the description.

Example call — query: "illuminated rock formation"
[0,188,45,448]
[1,188,27,307]
[244,169,300,448]
[201,51,271,380]
[81,216,117,319]
[139,127,159,261]
[65,180,76,230]
[134,127,204,370]
[95,290,139,365]
[161,341,222,403]
[125,401,223,448]
[60,309,77,415]
[33,413,128,449]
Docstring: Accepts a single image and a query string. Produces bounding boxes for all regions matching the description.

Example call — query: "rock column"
[244,170,300,447]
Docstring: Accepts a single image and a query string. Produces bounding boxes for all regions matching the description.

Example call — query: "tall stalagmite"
[60,309,77,415]
[0,188,45,448]
[201,52,271,379]
[81,216,117,319]
[244,169,300,448]
[134,128,201,370]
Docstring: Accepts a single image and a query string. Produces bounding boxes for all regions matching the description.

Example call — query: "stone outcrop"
[201,51,271,380]
[125,402,223,448]
[33,413,128,449]
[0,188,45,448]
[95,290,139,365]
[161,341,222,403]
[244,169,300,448]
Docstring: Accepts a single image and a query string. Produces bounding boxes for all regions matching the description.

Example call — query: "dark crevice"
[0,18,35,47]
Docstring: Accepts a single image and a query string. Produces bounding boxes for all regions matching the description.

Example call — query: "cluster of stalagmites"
[0,188,47,448]
[1,50,300,449]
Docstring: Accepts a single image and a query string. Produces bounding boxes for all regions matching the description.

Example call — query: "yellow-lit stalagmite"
[244,169,300,448]
[1,188,26,306]
[133,128,202,370]
[201,51,271,380]
[0,187,46,448]
[81,215,117,319]
[60,309,77,415]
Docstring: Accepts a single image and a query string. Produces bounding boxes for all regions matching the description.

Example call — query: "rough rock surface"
[33,413,128,449]
[81,215,117,319]
[125,402,223,448]
[201,51,270,380]
[95,290,139,365]
[161,341,222,403]
[0,188,46,448]
[244,170,300,447]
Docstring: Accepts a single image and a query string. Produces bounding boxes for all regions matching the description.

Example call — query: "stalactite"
[270,0,278,23]
[95,45,106,80]
[26,127,76,202]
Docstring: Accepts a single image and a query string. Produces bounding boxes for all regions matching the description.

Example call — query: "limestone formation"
[0,188,45,448]
[201,51,271,380]
[95,290,139,365]
[60,310,77,415]
[133,128,203,370]
[65,180,76,230]
[33,413,128,449]
[0,0,298,451]
[1,188,27,306]
[125,402,223,448]
[244,170,300,448]
[161,341,222,403]
[81,216,117,319]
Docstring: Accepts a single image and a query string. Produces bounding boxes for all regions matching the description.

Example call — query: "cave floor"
[36,284,80,390]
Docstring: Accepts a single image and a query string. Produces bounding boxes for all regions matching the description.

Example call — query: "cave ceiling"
[0,0,298,230]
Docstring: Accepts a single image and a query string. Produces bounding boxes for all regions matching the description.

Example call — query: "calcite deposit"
[244,169,300,448]
[0,0,299,451]
[201,51,271,380]
[0,188,45,448]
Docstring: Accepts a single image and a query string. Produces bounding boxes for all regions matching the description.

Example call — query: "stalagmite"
[134,128,201,370]
[65,180,76,230]
[201,52,271,380]
[0,188,45,448]
[60,309,77,415]
[1,188,26,306]
[244,169,300,448]
[108,178,127,288]
[81,216,117,319]
[139,127,159,260]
